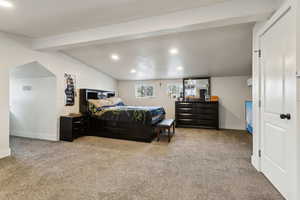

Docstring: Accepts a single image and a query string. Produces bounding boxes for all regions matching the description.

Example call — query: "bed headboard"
[79,89,115,115]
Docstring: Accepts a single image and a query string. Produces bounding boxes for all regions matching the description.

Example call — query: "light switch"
[22,85,32,91]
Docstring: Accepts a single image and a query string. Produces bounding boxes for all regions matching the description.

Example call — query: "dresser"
[175,101,219,129]
[60,114,88,142]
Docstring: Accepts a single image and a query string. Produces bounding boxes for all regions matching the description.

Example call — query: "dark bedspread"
[89,105,165,125]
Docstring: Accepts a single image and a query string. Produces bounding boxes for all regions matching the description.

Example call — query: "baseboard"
[11,131,58,141]
[251,155,261,172]
[220,128,247,132]
[0,148,11,159]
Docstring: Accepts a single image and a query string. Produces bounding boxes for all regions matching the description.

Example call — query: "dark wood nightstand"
[60,114,88,142]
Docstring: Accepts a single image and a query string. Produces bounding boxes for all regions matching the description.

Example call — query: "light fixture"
[177,66,183,71]
[130,69,136,73]
[111,54,120,61]
[169,48,179,55]
[0,0,13,8]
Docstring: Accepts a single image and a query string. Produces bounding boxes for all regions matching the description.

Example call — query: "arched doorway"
[9,61,57,141]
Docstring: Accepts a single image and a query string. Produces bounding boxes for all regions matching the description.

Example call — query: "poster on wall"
[167,83,183,100]
[64,73,76,106]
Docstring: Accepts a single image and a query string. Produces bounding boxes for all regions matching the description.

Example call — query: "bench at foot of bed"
[156,119,175,142]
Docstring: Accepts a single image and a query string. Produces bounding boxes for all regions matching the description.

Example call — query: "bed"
[79,89,165,142]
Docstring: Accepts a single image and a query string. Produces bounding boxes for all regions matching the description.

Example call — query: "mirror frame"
[183,77,211,100]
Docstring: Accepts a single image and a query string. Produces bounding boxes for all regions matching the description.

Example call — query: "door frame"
[255,1,299,199]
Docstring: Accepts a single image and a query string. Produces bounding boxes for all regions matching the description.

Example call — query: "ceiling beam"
[32,0,277,51]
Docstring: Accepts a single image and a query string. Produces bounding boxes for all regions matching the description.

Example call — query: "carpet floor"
[0,129,283,200]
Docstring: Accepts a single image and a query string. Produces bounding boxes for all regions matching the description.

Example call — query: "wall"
[0,66,10,158]
[118,76,251,130]
[295,0,300,198]
[10,77,57,141]
[0,32,117,158]
[118,79,182,119]
[298,0,300,73]
[297,0,300,102]
[211,76,252,130]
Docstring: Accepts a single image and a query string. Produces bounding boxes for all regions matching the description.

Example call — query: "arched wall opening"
[9,61,58,141]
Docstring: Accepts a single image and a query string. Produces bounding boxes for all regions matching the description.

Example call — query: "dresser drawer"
[176,119,217,127]
[176,108,218,114]
[190,107,218,114]
[176,107,193,112]
[176,113,217,120]
[175,101,219,129]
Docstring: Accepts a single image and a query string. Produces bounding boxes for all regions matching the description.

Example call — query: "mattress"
[89,105,165,125]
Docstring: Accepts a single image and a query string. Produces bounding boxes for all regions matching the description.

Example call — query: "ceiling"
[1,0,283,81]
[62,23,254,80]
[10,62,55,79]
[0,0,229,38]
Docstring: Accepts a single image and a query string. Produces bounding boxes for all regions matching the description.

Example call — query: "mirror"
[183,77,210,101]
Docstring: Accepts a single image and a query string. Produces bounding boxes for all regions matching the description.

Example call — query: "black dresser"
[175,101,219,129]
[60,115,88,142]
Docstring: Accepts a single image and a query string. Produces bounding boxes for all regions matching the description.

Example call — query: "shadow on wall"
[9,61,58,141]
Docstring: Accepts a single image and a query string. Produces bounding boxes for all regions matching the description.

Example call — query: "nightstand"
[60,114,87,142]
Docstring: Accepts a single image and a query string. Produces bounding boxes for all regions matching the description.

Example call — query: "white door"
[260,9,296,199]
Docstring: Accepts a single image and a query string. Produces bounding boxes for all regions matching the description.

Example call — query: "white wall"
[10,77,57,141]
[118,76,251,130]
[0,32,117,158]
[295,0,300,198]
[297,0,300,102]
[0,66,10,158]
[211,76,252,130]
[118,79,182,119]
[298,0,300,69]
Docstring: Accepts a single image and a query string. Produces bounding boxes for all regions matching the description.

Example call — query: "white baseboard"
[0,148,11,159]
[251,155,261,172]
[219,126,247,131]
[220,128,247,131]
[10,131,58,141]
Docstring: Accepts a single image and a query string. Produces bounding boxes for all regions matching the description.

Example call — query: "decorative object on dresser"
[175,101,219,130]
[60,114,88,142]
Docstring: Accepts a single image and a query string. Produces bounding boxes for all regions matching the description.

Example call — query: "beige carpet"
[0,129,283,200]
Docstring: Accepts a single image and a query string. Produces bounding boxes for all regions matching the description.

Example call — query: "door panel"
[264,51,284,114]
[264,122,286,169]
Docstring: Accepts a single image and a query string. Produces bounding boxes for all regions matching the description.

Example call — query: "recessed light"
[130,69,136,73]
[177,66,183,71]
[169,48,179,55]
[0,0,13,8]
[111,54,120,61]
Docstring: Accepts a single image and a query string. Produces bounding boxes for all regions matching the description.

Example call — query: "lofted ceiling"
[0,0,229,38]
[62,23,254,80]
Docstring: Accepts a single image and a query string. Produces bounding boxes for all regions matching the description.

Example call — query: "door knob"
[280,113,291,120]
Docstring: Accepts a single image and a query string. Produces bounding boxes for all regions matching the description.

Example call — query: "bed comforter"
[89,104,165,125]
